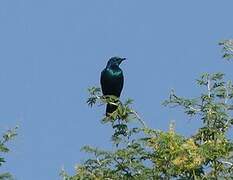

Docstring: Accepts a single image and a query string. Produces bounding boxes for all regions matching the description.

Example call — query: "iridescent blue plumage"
[100,57,125,115]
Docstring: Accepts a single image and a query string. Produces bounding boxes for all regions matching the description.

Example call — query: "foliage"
[219,39,233,60]
[0,127,17,180]
[62,44,233,179]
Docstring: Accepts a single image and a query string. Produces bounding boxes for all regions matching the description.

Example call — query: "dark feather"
[100,57,125,116]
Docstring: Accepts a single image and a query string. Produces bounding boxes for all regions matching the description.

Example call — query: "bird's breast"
[101,68,124,97]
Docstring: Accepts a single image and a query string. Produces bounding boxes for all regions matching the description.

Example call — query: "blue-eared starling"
[100,57,125,116]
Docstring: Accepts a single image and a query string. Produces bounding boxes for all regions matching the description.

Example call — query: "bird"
[100,57,125,116]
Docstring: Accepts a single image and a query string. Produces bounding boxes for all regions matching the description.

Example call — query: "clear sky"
[0,1,233,179]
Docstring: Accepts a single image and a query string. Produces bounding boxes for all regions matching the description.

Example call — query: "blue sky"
[0,1,233,179]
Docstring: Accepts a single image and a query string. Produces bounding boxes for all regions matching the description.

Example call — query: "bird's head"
[106,57,126,68]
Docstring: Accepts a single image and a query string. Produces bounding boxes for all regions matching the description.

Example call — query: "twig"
[207,78,211,98]
[220,160,233,166]
[114,158,131,176]
[131,110,147,128]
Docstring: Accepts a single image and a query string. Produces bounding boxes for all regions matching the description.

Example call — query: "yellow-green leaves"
[63,69,233,179]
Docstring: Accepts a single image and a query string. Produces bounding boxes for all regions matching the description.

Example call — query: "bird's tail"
[106,103,117,116]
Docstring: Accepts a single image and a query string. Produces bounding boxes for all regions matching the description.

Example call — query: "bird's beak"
[120,58,126,62]
[119,58,126,64]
